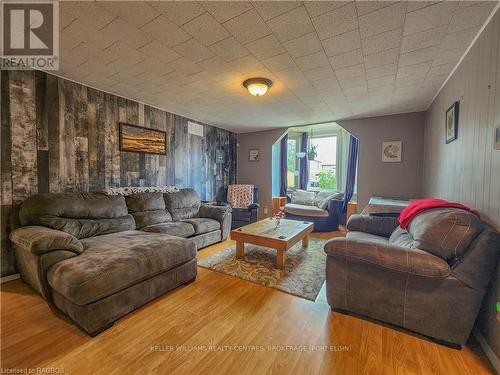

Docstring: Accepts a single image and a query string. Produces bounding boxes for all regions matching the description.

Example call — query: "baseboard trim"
[1,273,19,284]
[473,327,500,374]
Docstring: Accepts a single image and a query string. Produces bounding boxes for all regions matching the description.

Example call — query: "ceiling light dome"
[243,78,273,96]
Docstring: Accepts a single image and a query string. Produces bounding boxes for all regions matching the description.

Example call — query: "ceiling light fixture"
[243,77,273,97]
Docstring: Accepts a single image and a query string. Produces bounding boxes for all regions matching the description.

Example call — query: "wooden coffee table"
[230,218,314,269]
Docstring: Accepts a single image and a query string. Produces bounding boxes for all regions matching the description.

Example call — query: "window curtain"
[279,134,288,196]
[299,132,309,190]
[342,135,359,213]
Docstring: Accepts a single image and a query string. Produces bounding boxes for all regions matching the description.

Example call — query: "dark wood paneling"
[0,70,237,277]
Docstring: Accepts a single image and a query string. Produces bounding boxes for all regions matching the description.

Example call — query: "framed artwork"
[445,101,459,144]
[382,141,402,162]
[119,123,166,155]
[248,148,260,161]
[494,126,500,150]
[216,149,225,163]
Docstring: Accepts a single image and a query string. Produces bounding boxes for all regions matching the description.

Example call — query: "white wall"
[423,8,500,361]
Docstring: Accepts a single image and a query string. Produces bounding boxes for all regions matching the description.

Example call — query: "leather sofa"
[324,208,500,347]
[9,188,231,336]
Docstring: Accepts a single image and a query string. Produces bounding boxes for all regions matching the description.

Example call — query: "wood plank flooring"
[0,232,495,375]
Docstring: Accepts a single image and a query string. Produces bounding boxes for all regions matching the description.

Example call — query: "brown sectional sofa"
[10,188,231,335]
[324,208,500,347]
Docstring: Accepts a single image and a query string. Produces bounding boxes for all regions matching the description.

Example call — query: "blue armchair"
[219,186,260,229]
[284,192,343,232]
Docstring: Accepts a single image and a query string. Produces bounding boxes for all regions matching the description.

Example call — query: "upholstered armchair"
[219,186,259,229]
[324,209,500,347]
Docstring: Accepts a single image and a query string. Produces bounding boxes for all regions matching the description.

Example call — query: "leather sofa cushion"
[142,222,195,238]
[284,203,329,217]
[164,188,200,221]
[125,193,172,228]
[389,227,415,248]
[18,192,135,239]
[347,231,390,246]
[407,208,483,262]
[181,218,220,235]
[47,230,196,305]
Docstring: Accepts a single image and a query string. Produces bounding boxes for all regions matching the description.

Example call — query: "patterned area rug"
[198,238,327,301]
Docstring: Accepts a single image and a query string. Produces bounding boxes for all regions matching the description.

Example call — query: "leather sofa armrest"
[10,226,84,255]
[324,237,450,278]
[347,214,399,238]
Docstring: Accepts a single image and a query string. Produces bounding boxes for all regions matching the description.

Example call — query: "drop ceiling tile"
[366,63,397,80]
[224,10,272,45]
[329,49,364,69]
[339,75,367,89]
[229,54,264,74]
[356,1,392,16]
[304,1,351,17]
[173,38,215,62]
[209,37,250,62]
[137,41,181,63]
[283,33,322,59]
[150,1,205,26]
[182,13,230,46]
[322,29,361,56]
[358,2,406,38]
[65,2,116,30]
[63,19,114,49]
[406,1,440,13]
[312,3,358,40]
[397,61,432,79]
[431,47,463,66]
[274,67,309,90]
[395,76,424,88]
[245,34,286,60]
[422,74,448,86]
[448,1,495,33]
[252,1,302,21]
[363,48,400,68]
[335,64,365,80]
[267,6,315,43]
[403,2,458,36]
[201,1,253,23]
[262,53,297,72]
[439,27,480,52]
[401,26,447,54]
[361,28,402,55]
[312,77,342,91]
[295,51,330,71]
[343,84,368,96]
[99,1,160,29]
[140,15,192,47]
[399,46,437,66]
[303,65,334,81]
[427,63,455,78]
[367,75,395,89]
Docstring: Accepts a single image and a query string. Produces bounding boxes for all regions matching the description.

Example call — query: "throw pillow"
[315,192,344,210]
[291,190,317,205]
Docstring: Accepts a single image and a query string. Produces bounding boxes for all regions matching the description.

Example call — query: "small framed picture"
[382,141,402,162]
[215,149,225,164]
[445,101,459,144]
[494,126,500,150]
[248,148,260,161]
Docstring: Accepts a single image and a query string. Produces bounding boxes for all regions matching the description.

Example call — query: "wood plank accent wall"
[0,70,237,276]
[423,9,500,361]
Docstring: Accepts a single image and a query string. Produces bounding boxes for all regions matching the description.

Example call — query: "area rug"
[197,238,327,301]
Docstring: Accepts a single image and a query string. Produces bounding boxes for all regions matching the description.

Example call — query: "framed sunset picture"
[119,123,166,155]
[445,101,459,144]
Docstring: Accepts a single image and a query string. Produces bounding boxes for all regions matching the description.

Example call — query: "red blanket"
[398,198,478,229]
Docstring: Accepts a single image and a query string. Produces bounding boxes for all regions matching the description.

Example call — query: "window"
[287,138,297,188]
[308,136,337,191]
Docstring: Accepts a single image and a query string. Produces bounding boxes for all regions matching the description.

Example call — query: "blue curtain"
[299,133,309,190]
[279,134,288,196]
[342,135,359,213]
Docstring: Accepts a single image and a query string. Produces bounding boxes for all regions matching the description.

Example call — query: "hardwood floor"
[0,232,494,375]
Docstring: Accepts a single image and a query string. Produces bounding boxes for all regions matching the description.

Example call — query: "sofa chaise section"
[10,192,197,336]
